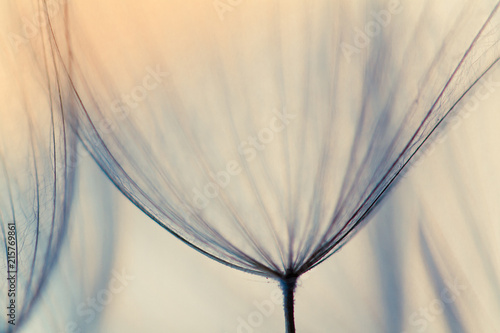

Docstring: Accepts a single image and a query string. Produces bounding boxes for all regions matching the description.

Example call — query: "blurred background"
[2,0,500,332]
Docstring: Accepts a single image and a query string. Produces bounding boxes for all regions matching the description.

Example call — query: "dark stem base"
[280,274,298,333]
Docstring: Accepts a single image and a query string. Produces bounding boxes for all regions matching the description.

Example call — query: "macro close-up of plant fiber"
[1,0,500,332]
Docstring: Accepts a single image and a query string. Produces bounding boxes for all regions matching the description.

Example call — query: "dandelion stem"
[280,273,298,333]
